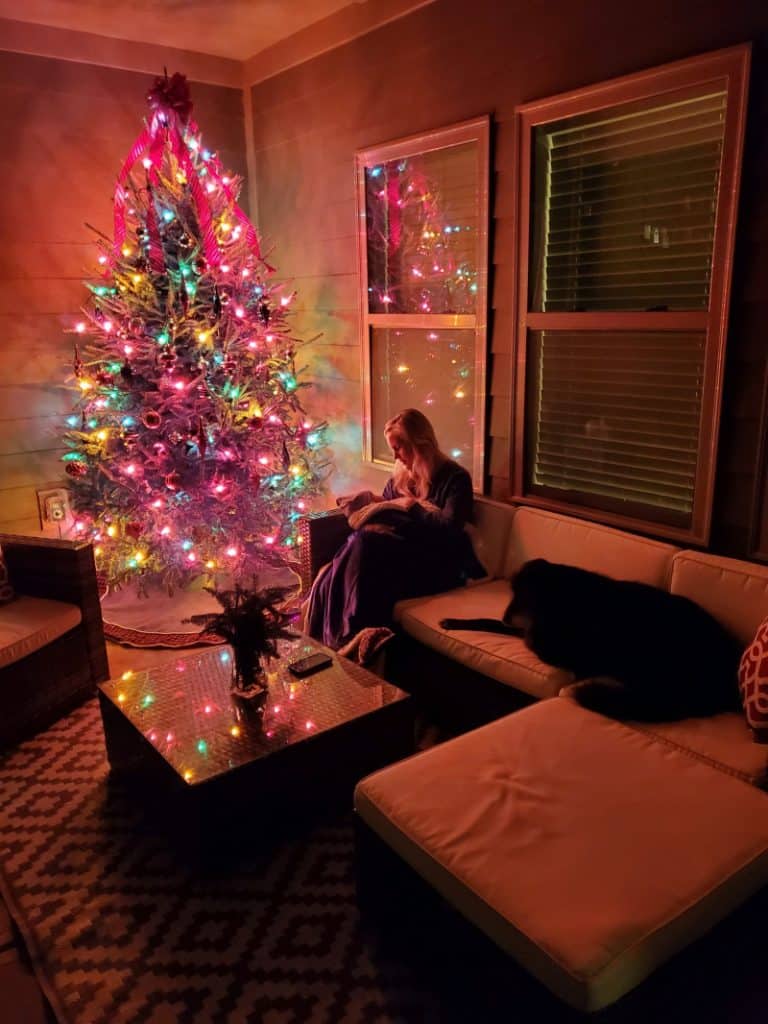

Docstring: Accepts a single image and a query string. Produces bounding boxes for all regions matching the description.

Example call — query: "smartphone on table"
[288,651,333,677]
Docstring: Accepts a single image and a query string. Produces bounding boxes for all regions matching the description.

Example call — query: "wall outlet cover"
[37,488,73,533]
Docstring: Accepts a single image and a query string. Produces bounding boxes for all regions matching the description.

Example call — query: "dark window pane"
[530,86,726,312]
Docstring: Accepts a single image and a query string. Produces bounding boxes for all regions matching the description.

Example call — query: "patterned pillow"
[0,552,15,605]
[739,616,768,743]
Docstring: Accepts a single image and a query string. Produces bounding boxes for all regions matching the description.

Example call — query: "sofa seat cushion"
[0,596,82,670]
[628,712,768,787]
[355,698,768,1012]
[394,580,572,699]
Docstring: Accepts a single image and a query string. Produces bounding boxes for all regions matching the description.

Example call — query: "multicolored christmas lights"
[63,73,330,589]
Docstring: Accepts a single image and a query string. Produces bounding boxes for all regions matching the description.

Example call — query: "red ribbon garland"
[111,89,264,272]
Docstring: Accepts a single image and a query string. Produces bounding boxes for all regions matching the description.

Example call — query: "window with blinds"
[527,330,705,526]
[532,89,726,313]
[515,46,749,543]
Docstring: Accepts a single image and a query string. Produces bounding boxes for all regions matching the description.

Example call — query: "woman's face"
[386,431,414,469]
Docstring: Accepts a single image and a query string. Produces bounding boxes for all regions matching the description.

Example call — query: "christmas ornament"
[141,410,162,429]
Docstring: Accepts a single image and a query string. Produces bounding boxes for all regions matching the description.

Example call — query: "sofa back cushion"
[670,551,768,648]
[469,497,515,580]
[502,507,679,587]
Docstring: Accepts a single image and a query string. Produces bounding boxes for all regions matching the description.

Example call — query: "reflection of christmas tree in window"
[365,159,477,315]
[63,73,331,590]
[365,154,478,466]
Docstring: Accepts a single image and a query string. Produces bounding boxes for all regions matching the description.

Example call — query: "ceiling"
[0,0,381,61]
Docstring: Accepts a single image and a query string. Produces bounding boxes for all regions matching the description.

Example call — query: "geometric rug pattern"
[0,700,450,1023]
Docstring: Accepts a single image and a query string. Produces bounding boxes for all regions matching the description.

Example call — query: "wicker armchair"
[297,509,351,593]
[0,534,108,750]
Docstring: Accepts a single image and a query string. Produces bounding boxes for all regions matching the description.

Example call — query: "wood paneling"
[0,54,245,535]
[251,0,768,556]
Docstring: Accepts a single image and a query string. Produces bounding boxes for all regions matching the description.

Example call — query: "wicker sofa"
[0,534,109,750]
[300,498,768,1012]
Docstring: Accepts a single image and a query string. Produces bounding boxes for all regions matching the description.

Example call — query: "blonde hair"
[384,408,447,499]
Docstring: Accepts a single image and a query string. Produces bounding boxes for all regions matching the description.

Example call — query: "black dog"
[440,558,741,721]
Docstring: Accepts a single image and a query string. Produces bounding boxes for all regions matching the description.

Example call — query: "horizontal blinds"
[535,90,726,312]
[527,331,705,517]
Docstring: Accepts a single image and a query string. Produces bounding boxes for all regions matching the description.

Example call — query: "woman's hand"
[336,490,379,516]
[415,499,441,516]
[347,495,416,530]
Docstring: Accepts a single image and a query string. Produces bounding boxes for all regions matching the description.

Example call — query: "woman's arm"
[419,465,474,530]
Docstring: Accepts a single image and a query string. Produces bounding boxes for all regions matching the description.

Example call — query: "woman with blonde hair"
[306,408,484,650]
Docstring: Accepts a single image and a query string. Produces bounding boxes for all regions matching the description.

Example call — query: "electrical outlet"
[37,488,73,535]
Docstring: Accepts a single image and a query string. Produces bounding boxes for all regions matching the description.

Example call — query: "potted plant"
[192,584,297,700]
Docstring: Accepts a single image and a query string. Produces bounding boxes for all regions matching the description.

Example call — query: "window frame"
[355,116,490,490]
[511,44,751,544]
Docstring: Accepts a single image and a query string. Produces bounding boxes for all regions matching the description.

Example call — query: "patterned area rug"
[0,701,502,1024]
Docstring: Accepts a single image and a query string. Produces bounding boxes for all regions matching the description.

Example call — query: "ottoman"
[354,698,768,1012]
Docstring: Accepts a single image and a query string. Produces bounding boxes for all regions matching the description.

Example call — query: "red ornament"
[65,461,87,478]
[165,471,181,491]
[141,410,162,429]
[125,521,142,539]
[248,415,263,430]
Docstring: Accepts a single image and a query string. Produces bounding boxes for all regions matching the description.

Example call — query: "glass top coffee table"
[98,636,413,852]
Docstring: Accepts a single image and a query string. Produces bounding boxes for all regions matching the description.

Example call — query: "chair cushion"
[739,615,768,743]
[502,506,679,586]
[0,596,82,669]
[394,580,572,699]
[355,698,768,1012]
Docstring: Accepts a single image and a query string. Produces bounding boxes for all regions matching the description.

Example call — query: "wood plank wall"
[249,0,768,558]
[0,54,246,535]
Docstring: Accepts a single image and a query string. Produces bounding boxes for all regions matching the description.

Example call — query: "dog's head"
[501,558,552,626]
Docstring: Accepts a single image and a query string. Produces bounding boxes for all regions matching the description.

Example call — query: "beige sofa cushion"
[0,596,82,669]
[670,550,768,648]
[394,580,571,699]
[468,498,515,580]
[627,713,768,786]
[503,506,679,585]
[355,698,768,1012]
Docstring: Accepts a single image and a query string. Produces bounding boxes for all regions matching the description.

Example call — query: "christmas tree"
[64,72,330,590]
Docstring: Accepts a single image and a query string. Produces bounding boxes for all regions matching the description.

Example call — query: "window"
[513,46,750,543]
[356,117,490,488]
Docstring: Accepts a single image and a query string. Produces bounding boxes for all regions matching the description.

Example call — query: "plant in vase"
[194,584,297,700]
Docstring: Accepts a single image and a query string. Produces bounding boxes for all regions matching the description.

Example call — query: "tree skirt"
[0,702,476,1024]
[99,567,302,648]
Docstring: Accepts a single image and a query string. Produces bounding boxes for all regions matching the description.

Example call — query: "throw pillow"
[739,616,768,743]
[0,552,15,605]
